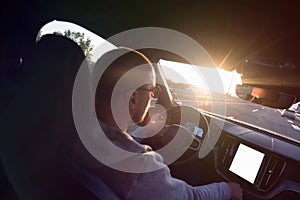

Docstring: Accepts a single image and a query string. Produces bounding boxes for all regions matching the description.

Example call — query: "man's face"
[129,83,156,124]
[120,62,156,125]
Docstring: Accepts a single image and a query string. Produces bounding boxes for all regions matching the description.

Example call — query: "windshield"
[159,59,300,144]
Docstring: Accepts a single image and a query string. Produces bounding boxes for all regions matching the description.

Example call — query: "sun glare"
[159,59,242,96]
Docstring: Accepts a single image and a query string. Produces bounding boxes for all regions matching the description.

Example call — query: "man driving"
[92,47,243,200]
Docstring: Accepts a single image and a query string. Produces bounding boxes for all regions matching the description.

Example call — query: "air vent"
[256,155,286,191]
[219,136,237,171]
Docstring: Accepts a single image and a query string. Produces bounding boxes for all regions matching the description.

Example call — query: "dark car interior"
[1,1,300,199]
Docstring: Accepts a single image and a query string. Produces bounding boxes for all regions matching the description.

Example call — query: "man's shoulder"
[99,120,153,153]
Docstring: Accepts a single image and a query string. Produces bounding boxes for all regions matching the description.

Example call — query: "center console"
[217,134,287,198]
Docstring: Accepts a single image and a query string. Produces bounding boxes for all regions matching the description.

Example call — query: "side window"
[37,20,116,67]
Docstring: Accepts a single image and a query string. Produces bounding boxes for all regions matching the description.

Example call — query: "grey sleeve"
[126,152,231,200]
[193,182,231,200]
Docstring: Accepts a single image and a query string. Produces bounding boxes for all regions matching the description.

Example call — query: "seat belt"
[66,158,121,200]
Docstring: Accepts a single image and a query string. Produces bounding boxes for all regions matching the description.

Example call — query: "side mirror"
[236,85,296,109]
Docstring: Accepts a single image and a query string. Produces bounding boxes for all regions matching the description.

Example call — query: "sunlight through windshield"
[159,59,242,97]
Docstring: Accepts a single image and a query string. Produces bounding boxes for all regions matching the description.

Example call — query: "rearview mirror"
[236,85,296,109]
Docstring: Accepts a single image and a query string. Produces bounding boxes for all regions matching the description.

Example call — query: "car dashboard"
[214,117,300,199]
[173,109,300,199]
[152,57,300,199]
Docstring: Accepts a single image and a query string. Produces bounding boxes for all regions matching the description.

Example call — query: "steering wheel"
[141,104,209,164]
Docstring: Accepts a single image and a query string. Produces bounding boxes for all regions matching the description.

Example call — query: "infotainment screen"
[229,143,265,184]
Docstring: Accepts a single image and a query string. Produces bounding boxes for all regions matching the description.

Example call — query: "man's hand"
[227,182,243,200]
[141,113,166,136]
[130,113,166,139]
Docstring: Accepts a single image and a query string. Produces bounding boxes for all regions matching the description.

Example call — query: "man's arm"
[125,151,242,200]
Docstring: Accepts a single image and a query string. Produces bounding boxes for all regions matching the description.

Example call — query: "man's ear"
[129,91,137,110]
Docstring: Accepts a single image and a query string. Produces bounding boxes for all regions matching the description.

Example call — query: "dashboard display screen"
[193,126,204,138]
[229,144,265,184]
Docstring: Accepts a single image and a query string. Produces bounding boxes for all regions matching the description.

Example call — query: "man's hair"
[94,47,154,122]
